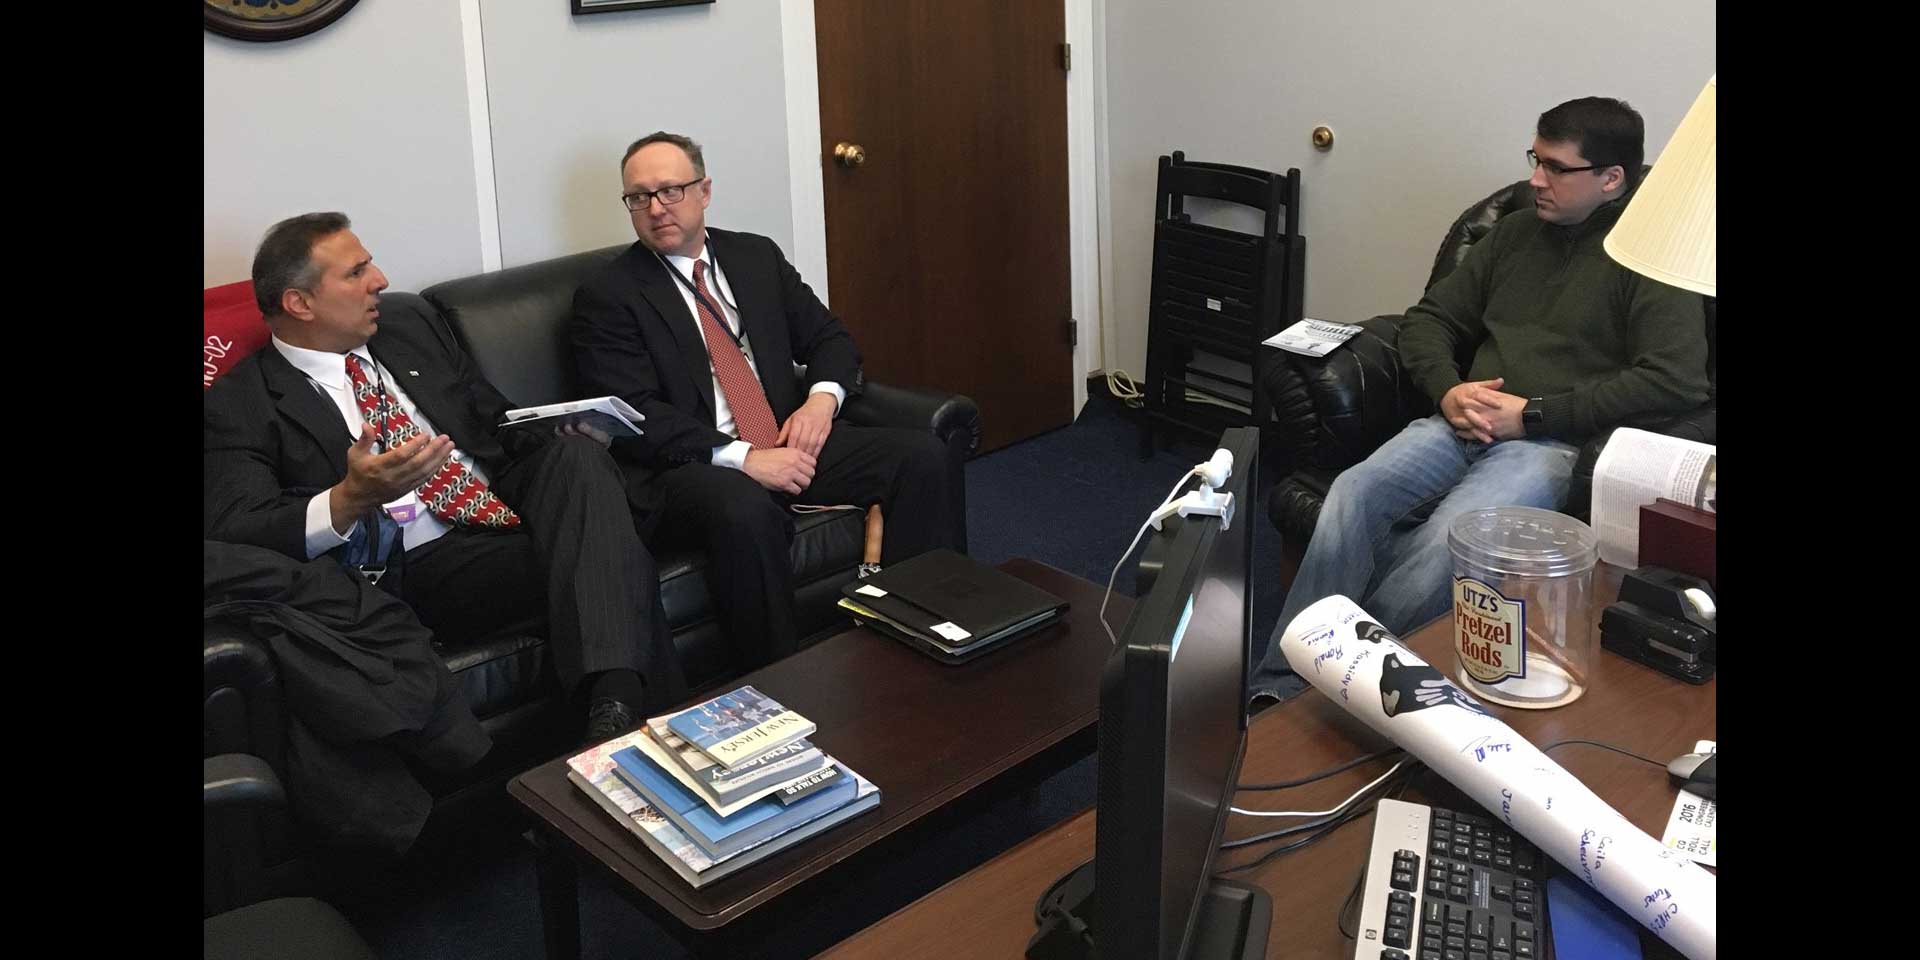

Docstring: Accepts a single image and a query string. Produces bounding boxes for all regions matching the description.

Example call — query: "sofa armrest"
[841,381,981,455]
[1262,313,1433,477]
[204,620,287,775]
[205,753,286,811]
[840,382,978,553]
[205,751,299,918]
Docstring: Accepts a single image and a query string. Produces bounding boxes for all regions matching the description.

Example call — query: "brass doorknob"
[833,142,867,168]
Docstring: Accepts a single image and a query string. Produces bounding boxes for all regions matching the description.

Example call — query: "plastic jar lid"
[1447,506,1598,578]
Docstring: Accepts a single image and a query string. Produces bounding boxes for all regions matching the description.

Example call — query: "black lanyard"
[325,352,397,453]
[361,352,395,454]
[657,240,745,348]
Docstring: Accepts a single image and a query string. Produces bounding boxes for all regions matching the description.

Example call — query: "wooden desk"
[508,559,1129,958]
[825,582,1716,959]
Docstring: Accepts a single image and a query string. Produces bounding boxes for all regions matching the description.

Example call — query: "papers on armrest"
[501,396,645,438]
[1590,428,1716,568]
[1262,318,1362,357]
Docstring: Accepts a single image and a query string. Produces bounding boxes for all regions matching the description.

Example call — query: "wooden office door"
[815,0,1074,454]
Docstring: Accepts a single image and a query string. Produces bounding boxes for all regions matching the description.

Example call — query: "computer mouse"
[1667,751,1716,800]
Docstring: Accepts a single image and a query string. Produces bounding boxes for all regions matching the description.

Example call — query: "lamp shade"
[1605,76,1716,296]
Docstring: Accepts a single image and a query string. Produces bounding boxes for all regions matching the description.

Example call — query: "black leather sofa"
[1260,174,1716,549]
[203,243,980,910]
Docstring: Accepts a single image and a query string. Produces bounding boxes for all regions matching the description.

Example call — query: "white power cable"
[1098,467,1203,646]
[1105,369,1144,407]
[1229,760,1409,818]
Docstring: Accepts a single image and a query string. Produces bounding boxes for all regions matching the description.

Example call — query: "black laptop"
[838,549,1069,663]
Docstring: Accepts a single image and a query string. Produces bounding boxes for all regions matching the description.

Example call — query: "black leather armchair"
[205,754,380,958]
[1261,175,1716,549]
[203,244,979,883]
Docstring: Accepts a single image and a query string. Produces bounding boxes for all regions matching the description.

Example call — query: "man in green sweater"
[1249,96,1709,706]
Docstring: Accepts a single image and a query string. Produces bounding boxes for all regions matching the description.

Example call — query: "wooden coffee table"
[508,559,1127,958]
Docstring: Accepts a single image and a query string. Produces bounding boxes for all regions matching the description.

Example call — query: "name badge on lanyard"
[658,241,744,349]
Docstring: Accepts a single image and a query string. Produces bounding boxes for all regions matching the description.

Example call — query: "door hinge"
[1068,318,1078,346]
[1060,42,1071,71]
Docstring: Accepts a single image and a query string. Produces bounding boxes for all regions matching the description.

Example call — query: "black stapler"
[1600,566,1716,684]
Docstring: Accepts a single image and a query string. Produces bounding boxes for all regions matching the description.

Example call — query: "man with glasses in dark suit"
[571,132,960,672]
[1248,97,1710,709]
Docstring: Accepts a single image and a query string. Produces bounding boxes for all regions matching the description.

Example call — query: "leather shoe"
[584,697,639,745]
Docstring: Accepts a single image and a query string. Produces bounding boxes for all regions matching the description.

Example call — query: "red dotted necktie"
[694,260,779,448]
[344,354,521,528]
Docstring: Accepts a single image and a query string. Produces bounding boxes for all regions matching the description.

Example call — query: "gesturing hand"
[330,422,454,532]
[776,392,837,458]
[743,447,817,495]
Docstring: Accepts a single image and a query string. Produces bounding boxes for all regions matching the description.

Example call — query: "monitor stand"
[1027,861,1271,960]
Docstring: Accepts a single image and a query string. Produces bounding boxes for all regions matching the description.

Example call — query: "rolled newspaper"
[1280,595,1715,960]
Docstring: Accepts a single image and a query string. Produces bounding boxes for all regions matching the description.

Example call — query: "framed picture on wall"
[204,0,364,43]
[572,0,715,14]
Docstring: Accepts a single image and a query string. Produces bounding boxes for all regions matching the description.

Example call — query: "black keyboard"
[1353,798,1550,960]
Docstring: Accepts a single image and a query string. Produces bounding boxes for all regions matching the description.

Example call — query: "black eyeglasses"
[622,178,704,212]
[1525,149,1605,177]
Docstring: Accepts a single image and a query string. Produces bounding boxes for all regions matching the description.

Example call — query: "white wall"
[203,2,485,288]
[204,1,796,291]
[1096,0,1716,378]
[479,0,797,269]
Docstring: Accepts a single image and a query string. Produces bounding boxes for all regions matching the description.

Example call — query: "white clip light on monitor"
[1150,448,1235,531]
[1197,447,1234,491]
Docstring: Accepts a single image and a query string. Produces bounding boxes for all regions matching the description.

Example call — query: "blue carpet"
[342,392,1303,959]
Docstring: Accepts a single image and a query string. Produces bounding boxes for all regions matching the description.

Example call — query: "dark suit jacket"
[569,228,862,481]
[204,294,549,561]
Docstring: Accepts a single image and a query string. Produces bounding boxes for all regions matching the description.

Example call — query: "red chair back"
[203,280,271,389]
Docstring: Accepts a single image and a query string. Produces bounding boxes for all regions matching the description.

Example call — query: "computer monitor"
[1028,426,1269,960]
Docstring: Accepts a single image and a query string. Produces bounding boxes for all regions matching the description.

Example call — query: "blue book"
[611,746,861,860]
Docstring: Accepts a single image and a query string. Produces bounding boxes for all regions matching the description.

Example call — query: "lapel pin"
[408,370,420,377]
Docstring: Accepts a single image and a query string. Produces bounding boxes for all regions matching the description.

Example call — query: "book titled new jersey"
[685,735,826,796]
[667,685,817,769]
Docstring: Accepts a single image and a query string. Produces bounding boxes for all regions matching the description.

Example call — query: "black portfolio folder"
[838,549,1069,663]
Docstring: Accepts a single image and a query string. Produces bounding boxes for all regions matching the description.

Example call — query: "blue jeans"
[1248,415,1577,701]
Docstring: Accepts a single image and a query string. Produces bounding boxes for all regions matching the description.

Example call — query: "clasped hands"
[743,392,837,495]
[1440,377,1526,444]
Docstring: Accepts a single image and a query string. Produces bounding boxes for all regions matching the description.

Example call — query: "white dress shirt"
[273,336,493,559]
[659,235,844,470]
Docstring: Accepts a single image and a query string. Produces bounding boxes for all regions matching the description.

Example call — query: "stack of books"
[566,685,880,888]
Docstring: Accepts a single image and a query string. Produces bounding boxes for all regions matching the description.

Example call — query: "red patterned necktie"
[693,260,779,448]
[343,354,521,528]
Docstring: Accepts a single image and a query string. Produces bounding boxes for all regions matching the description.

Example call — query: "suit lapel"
[628,246,717,419]
[259,347,354,480]
[707,229,773,368]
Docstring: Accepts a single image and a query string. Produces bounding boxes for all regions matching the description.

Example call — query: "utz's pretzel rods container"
[1447,507,1598,709]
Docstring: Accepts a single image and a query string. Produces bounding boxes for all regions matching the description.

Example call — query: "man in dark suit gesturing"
[205,213,683,742]
[571,132,959,668]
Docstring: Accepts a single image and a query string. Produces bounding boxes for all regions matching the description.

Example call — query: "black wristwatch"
[1522,397,1545,435]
